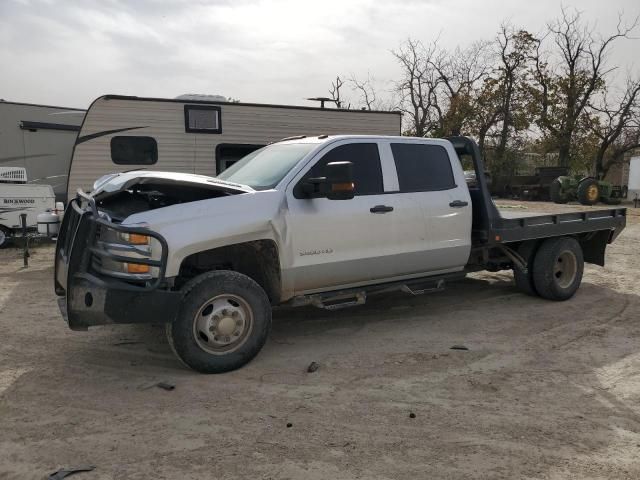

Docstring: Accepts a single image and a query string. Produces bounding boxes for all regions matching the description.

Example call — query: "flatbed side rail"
[494,208,626,243]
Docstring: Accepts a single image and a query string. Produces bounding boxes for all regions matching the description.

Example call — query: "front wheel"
[550,179,568,204]
[532,237,584,301]
[167,271,272,373]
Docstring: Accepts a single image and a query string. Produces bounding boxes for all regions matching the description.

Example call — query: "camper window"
[216,144,265,173]
[110,136,158,165]
[184,105,222,134]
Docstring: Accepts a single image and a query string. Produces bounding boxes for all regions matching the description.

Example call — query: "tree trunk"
[557,140,571,167]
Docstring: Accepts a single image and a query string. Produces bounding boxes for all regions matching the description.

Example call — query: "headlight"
[92,224,159,281]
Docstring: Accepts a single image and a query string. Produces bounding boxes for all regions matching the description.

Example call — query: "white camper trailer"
[629,156,640,203]
[0,167,56,247]
[66,95,402,200]
[0,100,85,203]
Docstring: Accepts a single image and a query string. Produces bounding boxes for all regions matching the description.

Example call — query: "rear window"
[306,143,383,195]
[391,143,455,192]
[110,136,158,165]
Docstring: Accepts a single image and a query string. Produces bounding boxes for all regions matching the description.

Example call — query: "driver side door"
[284,141,420,294]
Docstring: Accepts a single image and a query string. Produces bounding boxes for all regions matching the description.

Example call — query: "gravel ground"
[0,200,639,480]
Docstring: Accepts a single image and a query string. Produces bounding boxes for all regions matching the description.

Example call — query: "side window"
[391,143,456,192]
[306,143,383,195]
[184,105,222,133]
[110,136,158,165]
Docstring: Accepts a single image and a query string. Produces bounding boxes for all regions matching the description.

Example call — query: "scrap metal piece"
[48,465,95,480]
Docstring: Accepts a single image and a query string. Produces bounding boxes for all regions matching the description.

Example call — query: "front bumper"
[59,275,181,330]
[55,192,181,330]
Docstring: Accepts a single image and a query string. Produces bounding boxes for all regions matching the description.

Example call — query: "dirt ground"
[1,200,639,480]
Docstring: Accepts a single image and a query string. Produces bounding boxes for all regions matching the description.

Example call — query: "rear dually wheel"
[532,237,584,301]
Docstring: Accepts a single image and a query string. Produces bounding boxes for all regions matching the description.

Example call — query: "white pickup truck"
[54,135,626,373]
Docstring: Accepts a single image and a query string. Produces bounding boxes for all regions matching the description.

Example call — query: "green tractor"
[550,176,622,205]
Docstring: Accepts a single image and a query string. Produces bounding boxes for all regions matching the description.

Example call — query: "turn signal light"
[128,233,150,245]
[127,263,150,274]
[332,182,355,192]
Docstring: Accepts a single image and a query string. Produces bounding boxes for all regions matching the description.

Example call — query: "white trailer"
[0,167,56,247]
[0,100,85,203]
[628,156,640,204]
[66,95,402,200]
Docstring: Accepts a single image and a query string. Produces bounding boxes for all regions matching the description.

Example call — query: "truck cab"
[54,135,626,373]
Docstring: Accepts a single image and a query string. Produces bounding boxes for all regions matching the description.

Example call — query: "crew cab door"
[386,140,472,272]
[284,140,423,293]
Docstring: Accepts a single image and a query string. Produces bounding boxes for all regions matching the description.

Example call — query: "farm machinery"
[550,176,624,205]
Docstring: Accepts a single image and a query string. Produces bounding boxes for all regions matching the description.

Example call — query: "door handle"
[370,205,394,214]
[449,200,468,208]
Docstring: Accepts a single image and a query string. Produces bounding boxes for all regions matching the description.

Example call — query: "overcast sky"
[1,0,639,110]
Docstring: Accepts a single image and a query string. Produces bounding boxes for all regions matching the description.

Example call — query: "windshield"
[217,143,317,190]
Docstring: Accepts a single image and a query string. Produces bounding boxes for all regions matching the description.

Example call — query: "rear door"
[387,140,472,272]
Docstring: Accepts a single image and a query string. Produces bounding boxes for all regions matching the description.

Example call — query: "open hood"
[91,171,253,197]
[90,171,255,222]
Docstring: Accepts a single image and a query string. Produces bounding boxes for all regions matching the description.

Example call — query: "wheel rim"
[192,294,254,354]
[0,229,5,246]
[586,185,599,201]
[554,251,578,289]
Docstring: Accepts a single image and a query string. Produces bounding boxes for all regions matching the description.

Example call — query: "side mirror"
[325,161,355,200]
[298,161,355,200]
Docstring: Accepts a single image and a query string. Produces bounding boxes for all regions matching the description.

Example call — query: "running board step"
[401,279,446,296]
[311,292,367,310]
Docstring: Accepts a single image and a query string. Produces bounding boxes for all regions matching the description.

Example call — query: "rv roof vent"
[175,94,227,103]
[0,167,27,184]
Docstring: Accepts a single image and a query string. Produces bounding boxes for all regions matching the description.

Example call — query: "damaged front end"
[54,191,181,330]
[54,172,251,330]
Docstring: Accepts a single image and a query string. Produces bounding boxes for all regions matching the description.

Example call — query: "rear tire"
[167,270,272,373]
[0,226,11,249]
[513,241,538,296]
[550,179,568,204]
[577,178,600,205]
[532,237,584,301]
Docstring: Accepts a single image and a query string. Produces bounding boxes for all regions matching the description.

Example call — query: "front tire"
[532,237,584,301]
[167,271,272,373]
[550,179,568,204]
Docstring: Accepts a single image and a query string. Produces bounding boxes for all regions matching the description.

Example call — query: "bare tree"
[329,76,346,108]
[392,39,440,136]
[533,7,638,166]
[492,25,537,163]
[349,74,377,110]
[429,40,492,136]
[589,77,640,177]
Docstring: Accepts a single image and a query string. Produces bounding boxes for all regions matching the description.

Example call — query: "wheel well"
[177,240,281,304]
[514,231,609,267]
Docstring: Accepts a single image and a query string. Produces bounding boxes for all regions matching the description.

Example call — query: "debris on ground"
[307,361,320,373]
[48,465,95,479]
[450,345,469,351]
[286,422,293,428]
[409,412,416,419]
[156,382,175,391]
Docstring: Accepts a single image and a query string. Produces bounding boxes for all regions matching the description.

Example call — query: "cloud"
[0,0,638,109]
